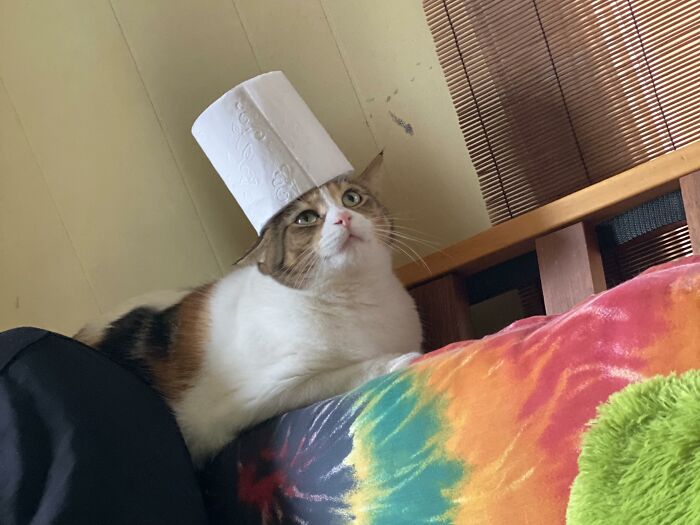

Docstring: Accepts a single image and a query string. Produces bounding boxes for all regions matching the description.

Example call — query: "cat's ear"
[234,234,265,267]
[237,225,286,276]
[354,150,384,193]
[235,228,271,266]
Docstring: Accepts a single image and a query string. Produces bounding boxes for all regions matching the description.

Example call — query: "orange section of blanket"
[405,256,700,524]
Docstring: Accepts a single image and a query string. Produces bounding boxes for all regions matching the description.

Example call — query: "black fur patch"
[146,305,178,359]
[96,305,179,385]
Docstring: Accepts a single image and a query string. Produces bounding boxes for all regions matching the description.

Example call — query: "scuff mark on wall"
[389,111,414,136]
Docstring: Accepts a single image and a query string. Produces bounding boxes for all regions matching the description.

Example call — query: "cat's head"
[243,153,394,288]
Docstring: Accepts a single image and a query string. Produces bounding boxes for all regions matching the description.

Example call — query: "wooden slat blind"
[424,0,700,224]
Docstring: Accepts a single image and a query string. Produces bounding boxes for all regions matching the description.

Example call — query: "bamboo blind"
[424,0,700,224]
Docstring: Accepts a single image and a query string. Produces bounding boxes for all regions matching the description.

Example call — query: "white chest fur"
[174,264,422,461]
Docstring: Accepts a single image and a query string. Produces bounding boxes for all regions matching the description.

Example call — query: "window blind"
[424,0,699,223]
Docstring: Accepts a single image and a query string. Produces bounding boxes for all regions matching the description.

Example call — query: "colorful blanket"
[201,256,700,525]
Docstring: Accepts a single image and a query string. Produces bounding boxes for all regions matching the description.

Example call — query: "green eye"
[295,210,320,225]
[342,190,362,208]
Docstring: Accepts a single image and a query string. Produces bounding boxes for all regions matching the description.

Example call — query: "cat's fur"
[76,154,422,463]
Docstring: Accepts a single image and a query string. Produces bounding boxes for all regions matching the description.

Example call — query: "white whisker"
[373,228,441,249]
[375,232,430,274]
[389,238,431,274]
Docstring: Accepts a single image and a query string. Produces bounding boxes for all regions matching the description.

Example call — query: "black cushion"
[0,328,208,525]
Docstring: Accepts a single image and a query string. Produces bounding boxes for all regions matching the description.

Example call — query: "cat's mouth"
[341,233,364,249]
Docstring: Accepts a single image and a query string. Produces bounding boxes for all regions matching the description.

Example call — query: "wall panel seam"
[0,76,103,315]
[230,0,264,74]
[318,0,382,154]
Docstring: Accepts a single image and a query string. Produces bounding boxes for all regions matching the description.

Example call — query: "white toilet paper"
[192,71,354,233]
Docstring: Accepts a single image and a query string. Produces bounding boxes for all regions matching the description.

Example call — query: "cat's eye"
[342,190,362,208]
[295,210,320,225]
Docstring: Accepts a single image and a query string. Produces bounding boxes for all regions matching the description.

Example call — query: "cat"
[75,153,423,464]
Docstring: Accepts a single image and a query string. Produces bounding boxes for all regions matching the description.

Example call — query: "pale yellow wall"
[0,0,488,335]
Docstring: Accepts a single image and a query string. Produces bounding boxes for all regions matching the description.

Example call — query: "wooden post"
[408,273,473,352]
[681,170,700,253]
[535,222,607,315]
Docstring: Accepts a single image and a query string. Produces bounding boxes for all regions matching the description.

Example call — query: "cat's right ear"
[355,150,384,193]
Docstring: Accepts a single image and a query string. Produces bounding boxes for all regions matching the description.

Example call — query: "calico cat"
[75,154,422,464]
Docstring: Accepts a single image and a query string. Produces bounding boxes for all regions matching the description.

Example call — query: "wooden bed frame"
[398,141,700,351]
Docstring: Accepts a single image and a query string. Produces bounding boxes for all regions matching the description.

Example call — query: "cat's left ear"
[235,226,282,272]
[253,225,287,277]
[234,232,267,267]
[354,150,384,193]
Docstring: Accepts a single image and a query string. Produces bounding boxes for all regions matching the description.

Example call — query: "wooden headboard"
[399,141,700,351]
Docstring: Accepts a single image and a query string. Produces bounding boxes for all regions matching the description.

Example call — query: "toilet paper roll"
[192,71,354,233]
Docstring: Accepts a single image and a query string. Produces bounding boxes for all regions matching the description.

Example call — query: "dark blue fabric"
[201,391,359,525]
[597,190,686,246]
[0,328,208,525]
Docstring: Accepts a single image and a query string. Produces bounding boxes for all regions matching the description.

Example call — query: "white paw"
[387,352,422,373]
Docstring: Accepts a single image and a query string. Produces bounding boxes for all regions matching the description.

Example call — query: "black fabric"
[0,328,209,525]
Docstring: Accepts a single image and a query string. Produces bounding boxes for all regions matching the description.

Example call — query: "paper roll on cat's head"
[192,71,354,234]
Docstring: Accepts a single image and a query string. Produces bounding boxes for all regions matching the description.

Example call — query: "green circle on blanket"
[567,370,700,525]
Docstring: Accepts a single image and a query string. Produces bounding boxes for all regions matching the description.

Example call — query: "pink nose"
[334,211,352,227]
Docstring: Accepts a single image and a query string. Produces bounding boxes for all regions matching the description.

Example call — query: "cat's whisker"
[289,249,318,286]
[395,236,455,265]
[375,232,430,273]
[373,227,442,249]
[386,242,426,271]
[373,225,457,264]
[303,256,321,289]
[371,214,416,227]
[292,246,320,289]
[295,254,319,290]
[389,238,431,274]
[382,212,418,220]
[375,230,431,272]
[293,248,317,272]
[280,246,318,285]
[373,229,442,260]
[371,220,440,239]
[279,257,303,280]
[389,225,444,242]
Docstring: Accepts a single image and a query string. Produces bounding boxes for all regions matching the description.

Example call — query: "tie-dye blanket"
[201,256,700,525]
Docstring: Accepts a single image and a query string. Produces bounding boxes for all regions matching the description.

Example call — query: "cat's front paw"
[387,352,422,373]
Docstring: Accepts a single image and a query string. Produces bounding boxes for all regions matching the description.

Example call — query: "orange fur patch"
[148,284,213,401]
